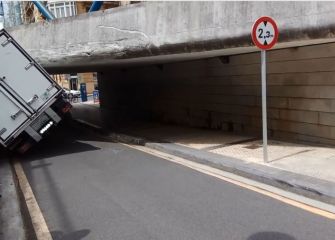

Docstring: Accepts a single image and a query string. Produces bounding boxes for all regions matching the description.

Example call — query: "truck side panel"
[0,86,30,141]
[0,33,60,112]
[0,29,68,151]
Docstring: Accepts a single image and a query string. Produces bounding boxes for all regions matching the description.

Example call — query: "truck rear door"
[0,32,61,112]
[0,86,31,142]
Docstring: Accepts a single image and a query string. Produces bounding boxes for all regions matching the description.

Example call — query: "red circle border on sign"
[251,16,278,50]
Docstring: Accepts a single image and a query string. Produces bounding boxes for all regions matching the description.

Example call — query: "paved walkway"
[0,150,26,240]
[120,123,335,183]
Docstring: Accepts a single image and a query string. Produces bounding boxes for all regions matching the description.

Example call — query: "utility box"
[80,83,87,102]
[93,90,99,103]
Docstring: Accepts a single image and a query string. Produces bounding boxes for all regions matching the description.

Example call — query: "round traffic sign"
[252,16,278,50]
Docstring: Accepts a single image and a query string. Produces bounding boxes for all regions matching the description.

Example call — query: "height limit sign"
[251,16,278,163]
[252,16,278,50]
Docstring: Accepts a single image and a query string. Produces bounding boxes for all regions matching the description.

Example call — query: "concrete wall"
[8,1,335,72]
[99,42,335,145]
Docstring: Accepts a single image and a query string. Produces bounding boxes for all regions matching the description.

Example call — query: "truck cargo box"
[0,29,70,152]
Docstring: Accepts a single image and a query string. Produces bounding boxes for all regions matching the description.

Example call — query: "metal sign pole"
[261,50,268,163]
[252,16,278,163]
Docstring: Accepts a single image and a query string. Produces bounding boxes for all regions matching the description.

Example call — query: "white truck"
[0,29,71,153]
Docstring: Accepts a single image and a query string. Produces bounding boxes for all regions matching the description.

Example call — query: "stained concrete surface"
[0,148,25,240]
[71,102,103,129]
[8,2,335,72]
[125,124,255,150]
[173,128,335,183]
[110,121,335,184]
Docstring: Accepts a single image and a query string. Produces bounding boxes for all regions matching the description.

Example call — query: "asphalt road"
[20,123,335,240]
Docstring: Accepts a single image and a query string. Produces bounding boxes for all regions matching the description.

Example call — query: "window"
[93,73,97,81]
[47,1,76,18]
[69,74,78,90]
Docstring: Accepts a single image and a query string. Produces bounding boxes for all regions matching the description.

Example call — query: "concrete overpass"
[7,1,335,146]
[7,1,335,73]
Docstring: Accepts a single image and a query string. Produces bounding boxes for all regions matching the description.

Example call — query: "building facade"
[1,1,22,28]
[0,1,4,29]
[46,1,134,93]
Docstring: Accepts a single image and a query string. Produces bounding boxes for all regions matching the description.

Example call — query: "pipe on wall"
[89,1,104,12]
[32,1,55,21]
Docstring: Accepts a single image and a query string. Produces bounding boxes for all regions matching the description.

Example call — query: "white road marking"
[13,160,53,240]
[122,143,335,220]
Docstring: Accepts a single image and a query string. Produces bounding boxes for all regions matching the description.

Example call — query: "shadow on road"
[0,146,10,161]
[14,121,102,237]
[247,231,296,240]
[51,229,90,240]
[22,121,105,160]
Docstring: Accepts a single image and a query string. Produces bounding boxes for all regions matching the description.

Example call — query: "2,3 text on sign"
[251,16,278,50]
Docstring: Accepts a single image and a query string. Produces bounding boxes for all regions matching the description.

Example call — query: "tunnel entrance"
[98,42,335,146]
[98,57,263,137]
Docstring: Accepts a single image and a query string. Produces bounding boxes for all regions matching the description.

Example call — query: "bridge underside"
[8,1,335,73]
[7,2,335,145]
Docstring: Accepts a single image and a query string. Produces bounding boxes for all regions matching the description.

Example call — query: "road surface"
[19,123,335,240]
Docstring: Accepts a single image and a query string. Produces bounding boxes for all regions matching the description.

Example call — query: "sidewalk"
[0,151,26,240]
[71,103,335,205]
[71,102,102,129]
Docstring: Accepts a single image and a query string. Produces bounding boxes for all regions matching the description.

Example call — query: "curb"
[0,156,26,240]
[145,142,335,205]
[73,119,335,205]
